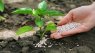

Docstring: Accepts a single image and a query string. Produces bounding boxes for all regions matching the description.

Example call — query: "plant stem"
[39,27,41,31]
[41,29,47,39]
[39,27,42,34]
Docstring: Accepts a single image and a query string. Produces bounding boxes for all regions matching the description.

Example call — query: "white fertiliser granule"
[35,37,49,47]
[34,37,53,48]
[57,22,81,33]
[34,22,81,48]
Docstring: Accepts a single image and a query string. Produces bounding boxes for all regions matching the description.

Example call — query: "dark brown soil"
[0,28,95,53]
[0,0,95,53]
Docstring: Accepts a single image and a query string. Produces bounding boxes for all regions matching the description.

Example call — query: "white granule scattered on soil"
[35,37,49,47]
[35,22,81,48]
[48,44,53,47]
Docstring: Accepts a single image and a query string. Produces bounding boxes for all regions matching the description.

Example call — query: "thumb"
[58,11,73,26]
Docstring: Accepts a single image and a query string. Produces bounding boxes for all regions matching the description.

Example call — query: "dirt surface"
[0,28,95,53]
[0,0,95,53]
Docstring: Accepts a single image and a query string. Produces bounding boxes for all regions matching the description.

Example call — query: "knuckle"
[69,9,74,13]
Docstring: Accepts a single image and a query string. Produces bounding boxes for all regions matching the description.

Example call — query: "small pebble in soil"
[48,44,53,48]
[77,44,80,47]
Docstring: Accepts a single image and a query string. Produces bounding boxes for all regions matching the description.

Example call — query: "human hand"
[50,3,95,39]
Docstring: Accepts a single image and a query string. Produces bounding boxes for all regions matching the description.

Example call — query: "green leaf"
[46,21,57,31]
[35,17,44,27]
[32,9,45,16]
[0,0,4,12]
[44,10,63,16]
[12,8,32,14]
[16,26,33,35]
[32,9,39,16]
[35,9,45,15]
[38,1,47,11]
[0,16,5,21]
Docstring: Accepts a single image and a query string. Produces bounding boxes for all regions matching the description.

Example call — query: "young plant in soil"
[12,0,63,39]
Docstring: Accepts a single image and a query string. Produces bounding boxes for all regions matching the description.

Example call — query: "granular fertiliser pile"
[34,22,81,48]
[57,22,81,33]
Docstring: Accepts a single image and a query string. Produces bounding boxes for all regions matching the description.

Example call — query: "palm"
[50,6,95,39]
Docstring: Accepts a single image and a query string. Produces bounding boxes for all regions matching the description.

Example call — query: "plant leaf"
[46,21,57,31]
[44,10,63,16]
[35,17,44,27]
[12,8,32,14]
[0,0,4,12]
[32,9,39,16]
[38,1,47,11]
[16,26,33,35]
[35,9,45,15]
[0,16,5,21]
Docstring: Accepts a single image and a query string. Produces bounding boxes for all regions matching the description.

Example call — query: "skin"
[50,3,95,39]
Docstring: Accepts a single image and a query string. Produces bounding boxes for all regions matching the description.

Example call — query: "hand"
[50,4,95,39]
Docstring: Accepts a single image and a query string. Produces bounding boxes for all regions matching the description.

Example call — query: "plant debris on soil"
[0,0,95,53]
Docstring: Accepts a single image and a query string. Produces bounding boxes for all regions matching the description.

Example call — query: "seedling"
[12,0,63,39]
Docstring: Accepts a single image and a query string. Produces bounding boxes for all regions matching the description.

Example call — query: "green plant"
[12,0,63,38]
[16,26,33,35]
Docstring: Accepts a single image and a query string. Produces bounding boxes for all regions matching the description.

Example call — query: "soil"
[0,0,95,53]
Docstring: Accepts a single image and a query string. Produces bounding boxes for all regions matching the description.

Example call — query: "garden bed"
[0,0,95,53]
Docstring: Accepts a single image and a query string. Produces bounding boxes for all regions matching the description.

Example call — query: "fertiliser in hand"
[57,22,81,33]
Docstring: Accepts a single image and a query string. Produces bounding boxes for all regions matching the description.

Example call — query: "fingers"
[58,11,73,26]
[50,33,62,39]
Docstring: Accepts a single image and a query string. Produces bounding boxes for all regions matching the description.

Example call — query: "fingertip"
[57,21,63,26]
[50,33,54,39]
[50,33,63,39]
[57,12,73,26]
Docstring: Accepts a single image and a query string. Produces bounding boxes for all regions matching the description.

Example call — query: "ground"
[0,0,95,53]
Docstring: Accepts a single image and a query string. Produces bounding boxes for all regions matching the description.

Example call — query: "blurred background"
[4,0,94,12]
